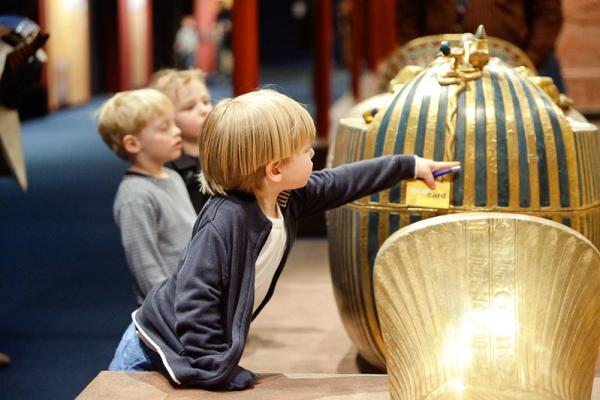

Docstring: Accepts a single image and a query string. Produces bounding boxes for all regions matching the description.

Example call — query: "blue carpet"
[0,67,348,398]
[0,97,138,398]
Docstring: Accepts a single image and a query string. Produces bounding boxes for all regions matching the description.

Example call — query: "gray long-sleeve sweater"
[114,168,196,303]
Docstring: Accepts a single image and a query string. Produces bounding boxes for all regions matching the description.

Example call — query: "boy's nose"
[199,105,212,116]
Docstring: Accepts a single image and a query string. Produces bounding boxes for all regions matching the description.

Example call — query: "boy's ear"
[265,160,283,183]
[122,134,141,155]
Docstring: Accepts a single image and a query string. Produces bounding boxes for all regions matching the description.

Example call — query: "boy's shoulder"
[198,195,247,224]
[163,167,187,184]
[115,172,155,193]
[113,176,155,209]
[195,193,268,236]
[117,169,182,189]
[113,170,182,205]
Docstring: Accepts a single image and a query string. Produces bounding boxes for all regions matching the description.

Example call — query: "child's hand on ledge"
[414,156,461,190]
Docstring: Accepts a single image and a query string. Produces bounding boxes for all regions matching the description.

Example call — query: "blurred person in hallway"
[215,0,233,79]
[173,15,199,69]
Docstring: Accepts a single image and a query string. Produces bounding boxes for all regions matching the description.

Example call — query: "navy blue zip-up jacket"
[134,154,416,390]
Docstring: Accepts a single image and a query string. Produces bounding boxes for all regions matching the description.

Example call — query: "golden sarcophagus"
[327,32,600,370]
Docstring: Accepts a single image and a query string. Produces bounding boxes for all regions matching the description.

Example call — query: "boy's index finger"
[438,161,460,168]
[432,161,460,172]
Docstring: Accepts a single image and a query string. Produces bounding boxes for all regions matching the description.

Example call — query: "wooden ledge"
[78,372,600,399]
[77,371,390,400]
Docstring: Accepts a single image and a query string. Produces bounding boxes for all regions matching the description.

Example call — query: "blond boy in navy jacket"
[109,89,459,390]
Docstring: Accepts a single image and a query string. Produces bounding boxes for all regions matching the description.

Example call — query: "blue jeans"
[108,322,153,371]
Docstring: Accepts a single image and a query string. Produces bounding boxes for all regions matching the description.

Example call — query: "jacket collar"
[227,190,290,209]
[169,153,198,170]
[222,190,291,242]
[276,190,291,208]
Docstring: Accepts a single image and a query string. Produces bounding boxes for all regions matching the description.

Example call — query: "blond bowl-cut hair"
[97,88,174,160]
[148,68,207,103]
[199,89,316,196]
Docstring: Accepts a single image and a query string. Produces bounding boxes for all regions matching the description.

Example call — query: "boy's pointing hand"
[414,156,461,190]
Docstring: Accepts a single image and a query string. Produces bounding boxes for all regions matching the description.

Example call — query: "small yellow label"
[405,180,451,209]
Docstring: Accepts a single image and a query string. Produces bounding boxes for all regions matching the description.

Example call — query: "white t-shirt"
[253,206,287,313]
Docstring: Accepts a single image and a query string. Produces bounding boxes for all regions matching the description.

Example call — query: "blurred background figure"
[335,0,352,69]
[0,15,48,111]
[214,0,233,79]
[395,0,567,92]
[173,14,199,69]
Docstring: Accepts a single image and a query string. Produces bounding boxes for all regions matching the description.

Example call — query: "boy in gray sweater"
[97,89,196,304]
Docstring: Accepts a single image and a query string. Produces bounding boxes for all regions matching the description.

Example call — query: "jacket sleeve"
[116,199,169,297]
[172,222,255,390]
[293,154,416,218]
